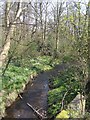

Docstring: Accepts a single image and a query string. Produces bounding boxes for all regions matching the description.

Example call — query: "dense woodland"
[0,0,90,119]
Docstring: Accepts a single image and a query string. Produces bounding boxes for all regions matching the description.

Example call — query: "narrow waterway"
[5,64,67,119]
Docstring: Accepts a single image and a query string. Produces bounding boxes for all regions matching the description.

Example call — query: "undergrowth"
[47,65,84,118]
[0,56,60,118]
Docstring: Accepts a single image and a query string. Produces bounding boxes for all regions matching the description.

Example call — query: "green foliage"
[3,65,30,92]
[29,56,53,71]
[1,64,30,117]
[48,86,66,104]
[48,86,67,116]
[50,58,61,67]
[84,112,90,120]
[3,56,53,93]
[20,56,53,68]
[1,0,89,118]
[62,55,75,63]
[48,65,83,117]
[67,108,82,118]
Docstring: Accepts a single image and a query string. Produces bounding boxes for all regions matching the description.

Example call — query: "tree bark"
[55,2,63,58]
[0,0,23,68]
[85,0,90,112]
[43,2,48,44]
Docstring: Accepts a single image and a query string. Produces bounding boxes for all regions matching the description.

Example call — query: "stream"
[4,64,67,119]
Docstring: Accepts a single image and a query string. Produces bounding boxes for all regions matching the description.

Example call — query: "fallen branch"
[19,94,47,120]
[60,91,68,111]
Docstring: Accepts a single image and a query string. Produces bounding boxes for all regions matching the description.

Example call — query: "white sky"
[0,0,88,12]
[50,0,89,2]
[1,0,88,3]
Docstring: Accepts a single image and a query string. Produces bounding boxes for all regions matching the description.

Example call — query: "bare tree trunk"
[0,0,23,68]
[40,2,43,44]
[55,2,59,55]
[4,1,11,29]
[85,0,90,112]
[43,2,48,44]
[55,1,63,58]
[35,0,38,31]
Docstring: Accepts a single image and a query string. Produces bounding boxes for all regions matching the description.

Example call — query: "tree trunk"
[43,2,48,44]
[0,25,14,68]
[0,0,22,68]
[40,2,43,44]
[55,2,63,58]
[85,0,90,112]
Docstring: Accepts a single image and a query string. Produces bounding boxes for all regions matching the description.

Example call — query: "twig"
[19,94,47,120]
[60,91,68,111]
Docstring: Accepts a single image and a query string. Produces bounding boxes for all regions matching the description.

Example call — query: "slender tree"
[85,0,90,112]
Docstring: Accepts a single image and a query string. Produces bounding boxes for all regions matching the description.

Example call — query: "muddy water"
[5,64,67,119]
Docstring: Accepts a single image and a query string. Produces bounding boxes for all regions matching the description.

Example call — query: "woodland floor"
[4,63,67,119]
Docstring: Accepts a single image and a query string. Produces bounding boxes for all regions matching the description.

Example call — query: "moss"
[55,110,69,119]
